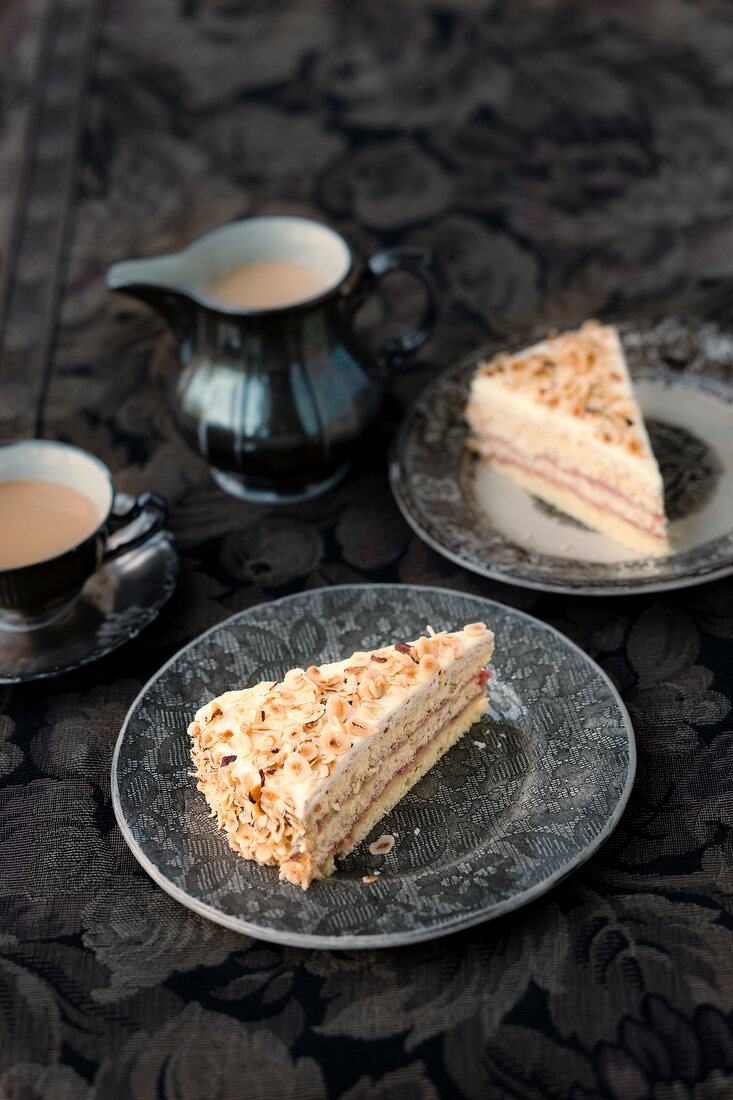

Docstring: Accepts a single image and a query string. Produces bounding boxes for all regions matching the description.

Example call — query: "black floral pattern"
[2,0,733,1097]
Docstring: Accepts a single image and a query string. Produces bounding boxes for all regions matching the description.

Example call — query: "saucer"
[0,530,178,683]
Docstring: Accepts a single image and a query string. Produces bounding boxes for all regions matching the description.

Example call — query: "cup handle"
[102,491,168,562]
[349,246,437,369]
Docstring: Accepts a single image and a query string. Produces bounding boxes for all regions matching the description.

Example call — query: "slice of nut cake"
[188,623,494,888]
[465,321,669,557]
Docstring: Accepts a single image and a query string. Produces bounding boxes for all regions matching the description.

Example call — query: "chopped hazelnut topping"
[474,321,650,454]
[318,728,351,756]
[418,654,439,679]
[364,677,386,699]
[368,833,395,855]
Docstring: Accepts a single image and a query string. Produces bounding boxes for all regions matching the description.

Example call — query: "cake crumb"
[362,875,380,884]
[368,833,395,855]
[414,827,421,836]
[473,740,486,749]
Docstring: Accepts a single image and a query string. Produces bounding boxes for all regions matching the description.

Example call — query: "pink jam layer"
[313,671,489,860]
[314,669,486,835]
[478,433,665,538]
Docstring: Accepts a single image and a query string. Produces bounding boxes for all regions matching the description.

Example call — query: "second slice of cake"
[189,622,494,888]
[465,321,669,557]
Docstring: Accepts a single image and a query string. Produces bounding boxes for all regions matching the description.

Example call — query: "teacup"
[106,215,437,503]
[0,439,166,631]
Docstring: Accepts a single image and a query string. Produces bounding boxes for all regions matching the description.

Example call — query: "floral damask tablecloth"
[2,2,733,1097]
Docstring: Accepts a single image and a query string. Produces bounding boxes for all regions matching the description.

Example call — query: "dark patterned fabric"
[2,2,733,1098]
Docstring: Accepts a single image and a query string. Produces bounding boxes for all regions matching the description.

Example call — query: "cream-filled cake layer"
[189,623,494,888]
[306,663,489,874]
[466,395,663,508]
[311,692,488,881]
[467,407,666,547]
[465,321,669,556]
[485,460,666,555]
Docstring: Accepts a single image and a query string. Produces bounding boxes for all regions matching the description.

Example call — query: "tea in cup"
[0,440,166,631]
[0,479,102,570]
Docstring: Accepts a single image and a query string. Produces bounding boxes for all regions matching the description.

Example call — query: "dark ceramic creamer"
[106,216,436,503]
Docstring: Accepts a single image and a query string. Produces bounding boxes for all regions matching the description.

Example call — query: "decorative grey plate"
[112,584,635,949]
[0,531,178,683]
[390,317,733,595]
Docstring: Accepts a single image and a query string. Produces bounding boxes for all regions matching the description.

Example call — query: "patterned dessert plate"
[112,584,635,949]
[390,317,733,595]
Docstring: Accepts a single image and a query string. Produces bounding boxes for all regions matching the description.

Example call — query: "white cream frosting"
[467,321,664,496]
[190,623,494,820]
